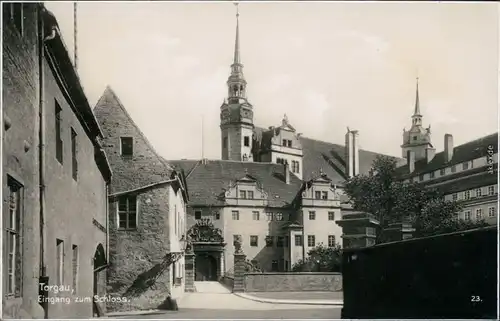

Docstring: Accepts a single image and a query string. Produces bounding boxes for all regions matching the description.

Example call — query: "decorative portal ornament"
[234,235,243,254]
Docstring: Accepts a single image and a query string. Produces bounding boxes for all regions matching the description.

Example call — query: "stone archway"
[92,244,107,317]
[186,219,226,282]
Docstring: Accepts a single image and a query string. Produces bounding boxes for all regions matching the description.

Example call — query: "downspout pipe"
[38,7,60,318]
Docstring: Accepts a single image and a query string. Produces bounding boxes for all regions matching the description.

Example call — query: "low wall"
[244,272,342,292]
[220,275,234,290]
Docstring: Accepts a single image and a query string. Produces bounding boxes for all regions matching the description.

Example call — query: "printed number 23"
[471,296,481,302]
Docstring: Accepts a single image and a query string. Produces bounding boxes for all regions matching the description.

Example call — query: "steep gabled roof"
[169,159,303,207]
[93,86,174,193]
[396,133,498,177]
[254,126,400,184]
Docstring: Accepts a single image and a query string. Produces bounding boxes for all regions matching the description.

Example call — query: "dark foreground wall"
[244,272,342,292]
[341,226,498,319]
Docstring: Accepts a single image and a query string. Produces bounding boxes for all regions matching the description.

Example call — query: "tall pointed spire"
[227,2,247,102]
[233,2,241,65]
[413,76,421,116]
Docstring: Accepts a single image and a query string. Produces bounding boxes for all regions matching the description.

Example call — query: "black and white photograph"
[2,1,498,319]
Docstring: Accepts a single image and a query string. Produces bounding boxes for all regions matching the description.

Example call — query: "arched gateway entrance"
[186,219,226,282]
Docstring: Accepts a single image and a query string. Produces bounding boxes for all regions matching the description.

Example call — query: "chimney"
[345,128,359,177]
[352,130,360,176]
[444,134,454,162]
[407,150,415,173]
[284,161,290,184]
[425,147,436,163]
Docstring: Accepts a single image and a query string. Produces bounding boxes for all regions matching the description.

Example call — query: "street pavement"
[121,307,341,319]
[117,281,341,319]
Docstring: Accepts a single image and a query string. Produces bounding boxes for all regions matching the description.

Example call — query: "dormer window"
[314,191,321,200]
[239,190,247,199]
[282,139,287,146]
[287,140,292,147]
[247,191,254,199]
[321,191,328,200]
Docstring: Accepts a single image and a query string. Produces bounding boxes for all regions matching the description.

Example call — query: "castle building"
[396,81,498,227]
[93,87,189,312]
[170,8,397,276]
[3,4,112,318]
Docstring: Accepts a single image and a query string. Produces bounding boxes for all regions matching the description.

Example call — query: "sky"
[45,1,498,160]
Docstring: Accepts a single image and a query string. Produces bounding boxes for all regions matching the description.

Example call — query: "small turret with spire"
[227,2,247,103]
[401,76,433,161]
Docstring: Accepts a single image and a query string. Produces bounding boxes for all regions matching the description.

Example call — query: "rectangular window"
[71,128,78,180]
[328,235,336,247]
[328,211,335,221]
[296,161,300,173]
[250,235,258,247]
[429,171,435,179]
[271,260,279,272]
[462,162,469,170]
[488,186,495,196]
[223,137,228,148]
[321,191,328,200]
[72,245,78,294]
[239,190,246,199]
[266,212,273,221]
[275,213,283,221]
[120,137,133,157]
[314,191,321,199]
[56,239,64,285]
[244,136,250,147]
[452,193,458,201]
[118,195,137,229]
[55,101,63,163]
[476,208,482,220]
[287,140,292,148]
[247,191,254,199]
[214,211,220,220]
[476,188,482,197]
[266,236,274,247]
[451,165,456,173]
[464,191,470,200]
[277,236,284,247]
[440,168,445,176]
[194,210,202,220]
[232,210,239,220]
[307,235,316,247]
[488,207,496,217]
[5,177,23,296]
[294,235,303,246]
[252,211,260,220]
[282,139,287,146]
[464,211,471,220]
[309,211,316,220]
[419,174,424,181]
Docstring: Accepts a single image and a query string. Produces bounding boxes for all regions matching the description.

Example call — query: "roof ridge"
[96,86,174,172]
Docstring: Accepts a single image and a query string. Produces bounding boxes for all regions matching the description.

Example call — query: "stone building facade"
[94,87,189,312]
[3,4,112,319]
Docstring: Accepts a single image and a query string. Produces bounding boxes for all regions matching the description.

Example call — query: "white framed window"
[307,235,316,247]
[232,211,240,220]
[309,211,316,220]
[328,235,336,247]
[488,186,495,196]
[475,188,482,197]
[266,212,273,221]
[452,193,458,201]
[247,191,254,199]
[475,208,483,220]
[328,211,335,221]
[321,191,328,200]
[464,191,470,200]
[239,190,247,199]
[118,195,138,229]
[5,177,23,296]
[250,235,258,247]
[488,207,496,217]
[464,211,471,220]
[462,162,469,170]
[275,212,283,221]
[252,211,259,220]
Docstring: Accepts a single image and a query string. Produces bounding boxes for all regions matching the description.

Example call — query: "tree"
[343,155,489,243]
[291,243,342,272]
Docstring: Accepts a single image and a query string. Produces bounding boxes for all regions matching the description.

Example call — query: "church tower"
[401,78,434,161]
[220,4,254,162]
